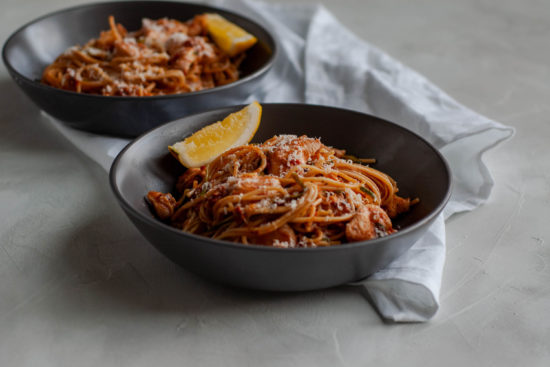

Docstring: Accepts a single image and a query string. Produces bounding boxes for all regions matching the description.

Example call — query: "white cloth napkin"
[46,0,514,322]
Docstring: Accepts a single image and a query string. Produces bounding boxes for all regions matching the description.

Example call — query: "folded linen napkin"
[46,0,514,322]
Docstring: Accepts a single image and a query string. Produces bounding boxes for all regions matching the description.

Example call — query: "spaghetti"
[147,135,419,248]
[42,15,245,96]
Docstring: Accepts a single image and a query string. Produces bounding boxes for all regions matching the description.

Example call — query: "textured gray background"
[1,0,548,365]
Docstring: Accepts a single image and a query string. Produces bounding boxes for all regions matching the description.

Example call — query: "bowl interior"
[113,104,451,239]
[4,1,274,84]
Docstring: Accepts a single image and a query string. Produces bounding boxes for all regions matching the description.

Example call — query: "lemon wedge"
[169,101,262,168]
[204,13,258,57]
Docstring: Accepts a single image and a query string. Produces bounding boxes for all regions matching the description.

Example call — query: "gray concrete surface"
[1,0,548,365]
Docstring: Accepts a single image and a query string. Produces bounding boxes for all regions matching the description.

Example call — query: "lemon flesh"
[204,13,258,57]
[169,101,262,168]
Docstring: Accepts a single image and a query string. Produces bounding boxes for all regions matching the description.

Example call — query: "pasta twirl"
[147,135,419,248]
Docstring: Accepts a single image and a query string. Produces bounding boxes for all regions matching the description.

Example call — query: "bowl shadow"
[53,212,383,322]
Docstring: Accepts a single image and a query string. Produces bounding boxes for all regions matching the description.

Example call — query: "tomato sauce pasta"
[42,15,245,96]
[147,135,419,248]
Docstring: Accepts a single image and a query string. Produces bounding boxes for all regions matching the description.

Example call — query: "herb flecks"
[342,154,376,165]
[360,186,376,199]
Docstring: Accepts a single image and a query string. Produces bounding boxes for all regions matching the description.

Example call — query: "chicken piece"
[168,34,216,60]
[147,191,177,220]
[262,135,323,176]
[139,18,188,51]
[185,14,208,37]
[345,204,395,242]
[165,32,190,55]
[383,195,414,218]
[112,39,140,58]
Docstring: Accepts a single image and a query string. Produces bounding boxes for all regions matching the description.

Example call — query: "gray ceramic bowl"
[110,104,452,291]
[2,1,276,137]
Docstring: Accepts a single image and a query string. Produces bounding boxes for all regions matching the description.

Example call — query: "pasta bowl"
[2,1,276,137]
[110,104,451,291]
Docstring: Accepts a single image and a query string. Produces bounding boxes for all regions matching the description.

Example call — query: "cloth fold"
[46,0,514,322]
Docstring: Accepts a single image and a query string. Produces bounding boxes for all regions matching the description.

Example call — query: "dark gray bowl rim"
[2,0,277,101]
[109,103,452,253]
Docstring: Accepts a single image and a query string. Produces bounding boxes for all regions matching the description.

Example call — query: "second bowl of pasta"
[2,1,276,137]
[110,103,451,291]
